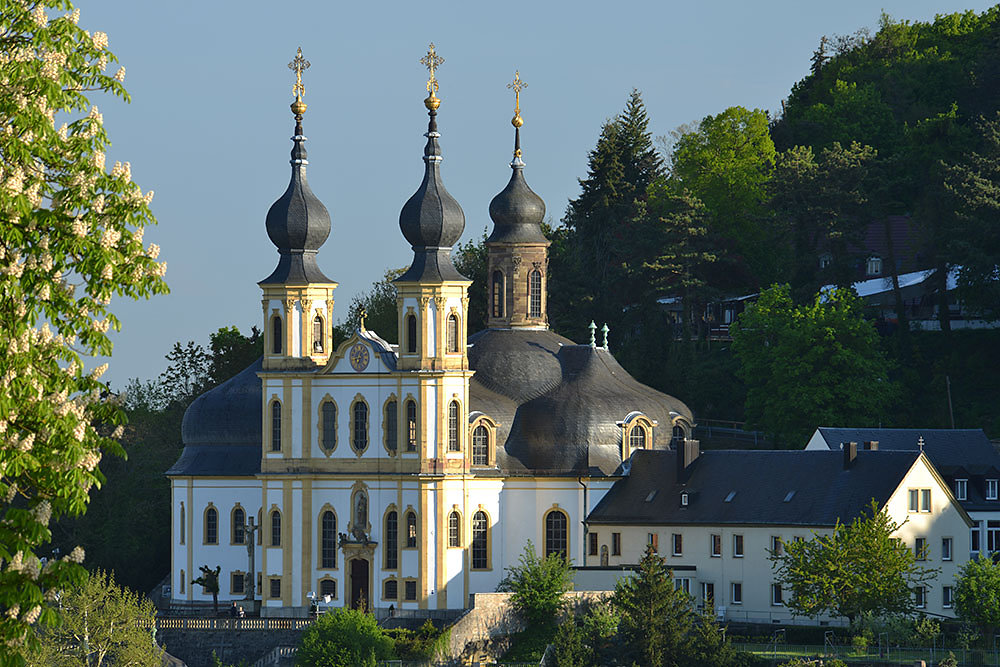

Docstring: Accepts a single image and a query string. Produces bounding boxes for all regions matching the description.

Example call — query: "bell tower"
[486,71,550,330]
[259,48,337,371]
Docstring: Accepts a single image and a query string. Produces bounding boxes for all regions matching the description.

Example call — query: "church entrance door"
[349,558,369,611]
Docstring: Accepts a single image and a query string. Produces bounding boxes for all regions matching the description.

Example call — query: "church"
[166,46,694,616]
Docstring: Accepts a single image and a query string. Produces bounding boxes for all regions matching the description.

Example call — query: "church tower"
[486,72,550,330]
[259,48,337,371]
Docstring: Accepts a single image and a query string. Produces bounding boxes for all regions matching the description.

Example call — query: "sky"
[80,0,998,387]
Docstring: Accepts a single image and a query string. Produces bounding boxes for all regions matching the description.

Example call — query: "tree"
[954,554,1000,642]
[0,2,167,659]
[453,230,488,332]
[295,607,393,667]
[341,267,405,345]
[206,326,261,388]
[25,569,161,667]
[157,341,209,407]
[769,500,938,623]
[499,541,573,636]
[192,565,221,616]
[730,284,895,446]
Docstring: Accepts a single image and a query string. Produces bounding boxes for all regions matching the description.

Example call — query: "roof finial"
[601,323,610,351]
[288,47,310,118]
[589,321,596,348]
[508,71,527,162]
[420,43,444,111]
[359,307,367,332]
[918,435,925,452]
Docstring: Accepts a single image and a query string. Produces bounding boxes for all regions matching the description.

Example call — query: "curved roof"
[180,357,263,447]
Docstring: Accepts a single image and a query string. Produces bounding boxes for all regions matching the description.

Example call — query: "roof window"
[724,491,736,503]
[783,491,796,503]
[644,491,658,503]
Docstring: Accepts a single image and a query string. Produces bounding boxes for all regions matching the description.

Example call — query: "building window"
[405,511,417,548]
[232,507,245,545]
[867,255,882,276]
[270,400,281,452]
[972,521,982,553]
[321,511,337,568]
[612,532,621,556]
[313,315,324,352]
[701,582,715,606]
[914,585,926,609]
[909,488,931,512]
[711,534,721,557]
[922,488,931,511]
[674,578,690,594]
[231,571,245,595]
[204,507,218,545]
[472,511,488,570]
[545,510,568,560]
[406,400,417,452]
[943,585,954,608]
[321,401,337,452]
[771,536,783,556]
[528,269,542,318]
[589,533,598,556]
[989,479,999,500]
[672,533,682,556]
[915,537,927,561]
[491,270,504,318]
[955,479,968,501]
[404,580,417,601]
[179,570,185,594]
[629,424,646,451]
[319,579,336,598]
[733,534,744,558]
[448,401,460,452]
[447,314,459,353]
[384,579,398,600]
[731,582,742,605]
[942,537,952,561]
[819,252,832,270]
[179,503,185,544]
[384,400,397,452]
[385,511,398,570]
[988,520,1000,552]
[472,424,489,466]
[270,578,281,599]
[270,510,281,547]
[271,315,282,354]
[448,511,461,547]
[771,583,783,606]
[352,399,368,452]
[405,313,417,354]
[647,533,659,553]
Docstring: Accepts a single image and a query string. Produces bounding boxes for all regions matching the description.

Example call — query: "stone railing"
[156,617,313,631]
[250,645,297,667]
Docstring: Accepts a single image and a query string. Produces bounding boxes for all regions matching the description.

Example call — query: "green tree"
[954,554,1000,642]
[191,565,221,616]
[769,500,938,623]
[453,230,488,332]
[730,284,895,446]
[206,326,262,388]
[295,607,393,667]
[157,341,209,406]
[340,267,405,345]
[499,541,573,638]
[0,2,167,659]
[25,570,161,667]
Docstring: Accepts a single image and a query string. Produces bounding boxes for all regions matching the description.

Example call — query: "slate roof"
[587,449,925,527]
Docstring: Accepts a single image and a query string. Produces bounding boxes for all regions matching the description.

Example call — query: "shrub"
[295,607,393,667]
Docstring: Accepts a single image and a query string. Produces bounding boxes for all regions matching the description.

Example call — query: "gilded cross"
[359,307,367,331]
[420,43,444,94]
[508,70,527,116]
[288,46,310,100]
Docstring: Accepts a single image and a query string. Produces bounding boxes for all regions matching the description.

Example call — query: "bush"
[384,619,448,661]
[295,608,394,667]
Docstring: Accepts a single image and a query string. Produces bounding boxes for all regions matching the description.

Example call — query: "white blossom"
[31,5,48,28]
[146,243,160,259]
[91,31,108,50]
[91,151,105,170]
[90,363,108,380]
[67,547,85,564]
[72,421,86,441]
[114,66,125,82]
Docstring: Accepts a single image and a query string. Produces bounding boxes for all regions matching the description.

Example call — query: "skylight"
[784,491,796,503]
[644,491,658,502]
[724,491,736,503]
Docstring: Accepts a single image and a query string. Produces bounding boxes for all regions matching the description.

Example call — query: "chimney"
[864,440,879,451]
[843,441,858,469]
[677,439,700,480]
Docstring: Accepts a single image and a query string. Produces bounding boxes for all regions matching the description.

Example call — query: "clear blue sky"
[85,0,997,387]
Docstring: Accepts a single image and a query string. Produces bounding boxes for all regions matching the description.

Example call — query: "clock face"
[349,343,370,372]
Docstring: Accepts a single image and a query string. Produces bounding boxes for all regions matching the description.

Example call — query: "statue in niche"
[346,492,370,545]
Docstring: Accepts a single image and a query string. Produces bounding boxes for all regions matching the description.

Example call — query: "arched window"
[313,315,324,353]
[384,400,398,452]
[491,270,505,318]
[629,424,647,451]
[406,314,417,354]
[319,579,336,598]
[179,503,185,544]
[472,425,489,466]
[352,400,369,452]
[179,570,185,594]
[321,401,337,452]
[406,400,417,452]
[385,511,398,569]
[671,424,685,449]
[271,315,282,354]
[545,510,568,560]
[405,511,417,548]
[232,507,245,544]
[448,511,461,547]
[447,313,459,353]
[321,511,336,568]
[472,511,488,569]
[448,401,460,452]
[204,507,218,544]
[270,400,281,452]
[270,510,281,547]
[529,269,542,318]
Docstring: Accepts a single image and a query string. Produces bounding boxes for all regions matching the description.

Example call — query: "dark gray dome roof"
[487,131,547,245]
[397,109,466,282]
[260,117,334,285]
[181,357,263,446]
[468,328,571,402]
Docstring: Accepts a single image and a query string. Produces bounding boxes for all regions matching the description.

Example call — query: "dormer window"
[988,479,998,501]
[955,479,968,501]
[629,424,647,450]
[866,255,882,276]
[680,491,689,507]
[819,252,832,270]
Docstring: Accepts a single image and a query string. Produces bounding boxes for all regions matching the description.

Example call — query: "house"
[584,444,972,624]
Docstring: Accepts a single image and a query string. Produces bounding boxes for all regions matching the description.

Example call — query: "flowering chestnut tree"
[0,1,167,661]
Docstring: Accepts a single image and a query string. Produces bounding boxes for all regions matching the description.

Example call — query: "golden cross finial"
[508,71,527,129]
[288,47,311,102]
[420,43,444,110]
[359,308,367,331]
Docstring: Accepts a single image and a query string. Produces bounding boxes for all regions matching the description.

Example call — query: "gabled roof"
[587,449,924,527]
[810,428,997,472]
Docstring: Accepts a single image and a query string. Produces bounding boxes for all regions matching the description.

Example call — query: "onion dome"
[260,49,334,286]
[397,44,467,283]
[487,103,547,244]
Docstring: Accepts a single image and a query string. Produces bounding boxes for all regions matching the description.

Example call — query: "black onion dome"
[260,117,334,285]
[397,110,467,282]
[487,130,547,244]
